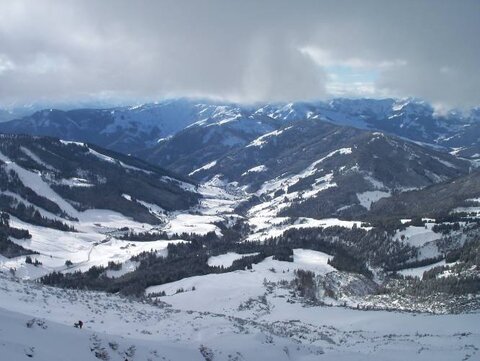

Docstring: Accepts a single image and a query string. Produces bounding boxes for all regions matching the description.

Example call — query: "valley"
[1,99,479,360]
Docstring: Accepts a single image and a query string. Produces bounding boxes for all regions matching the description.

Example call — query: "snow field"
[147,249,336,312]
[398,260,446,278]
[207,252,260,267]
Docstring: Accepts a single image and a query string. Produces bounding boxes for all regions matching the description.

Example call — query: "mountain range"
[1,98,479,165]
[1,97,480,359]
[3,97,478,219]
[1,97,479,311]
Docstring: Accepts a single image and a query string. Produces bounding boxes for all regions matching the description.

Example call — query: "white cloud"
[326,81,378,98]
[300,47,406,70]
[0,55,15,75]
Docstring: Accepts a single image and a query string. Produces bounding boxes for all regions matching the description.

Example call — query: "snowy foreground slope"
[1,257,479,361]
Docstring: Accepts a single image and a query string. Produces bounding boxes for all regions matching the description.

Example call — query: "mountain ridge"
[1,98,479,164]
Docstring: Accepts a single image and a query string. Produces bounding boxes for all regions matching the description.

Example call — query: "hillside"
[0,134,199,223]
[137,109,285,175]
[0,133,218,279]
[368,170,480,219]
[2,265,479,361]
[186,119,470,219]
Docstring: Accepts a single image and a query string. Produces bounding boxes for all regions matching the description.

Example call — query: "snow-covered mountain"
[0,99,251,154]
[1,129,472,281]
[258,98,480,146]
[0,134,223,278]
[1,98,479,162]
[174,119,470,219]
[369,169,480,219]
[0,106,35,123]
[139,110,288,175]
[1,99,480,360]
[0,134,199,221]
[133,98,480,177]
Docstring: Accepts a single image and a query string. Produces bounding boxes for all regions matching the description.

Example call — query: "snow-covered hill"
[187,119,470,219]
[369,170,480,219]
[137,110,286,176]
[1,256,479,361]
[0,131,476,283]
[0,134,230,278]
[0,134,200,220]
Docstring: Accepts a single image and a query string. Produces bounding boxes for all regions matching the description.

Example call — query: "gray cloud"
[0,0,479,108]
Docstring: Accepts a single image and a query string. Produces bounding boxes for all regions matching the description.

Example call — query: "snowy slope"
[2,132,466,284]
[0,135,212,278]
[190,119,470,220]
[1,264,479,361]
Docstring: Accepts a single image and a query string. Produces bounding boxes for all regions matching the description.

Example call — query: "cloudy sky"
[0,0,479,108]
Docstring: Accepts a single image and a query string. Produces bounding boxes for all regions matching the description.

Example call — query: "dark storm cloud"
[0,0,479,108]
